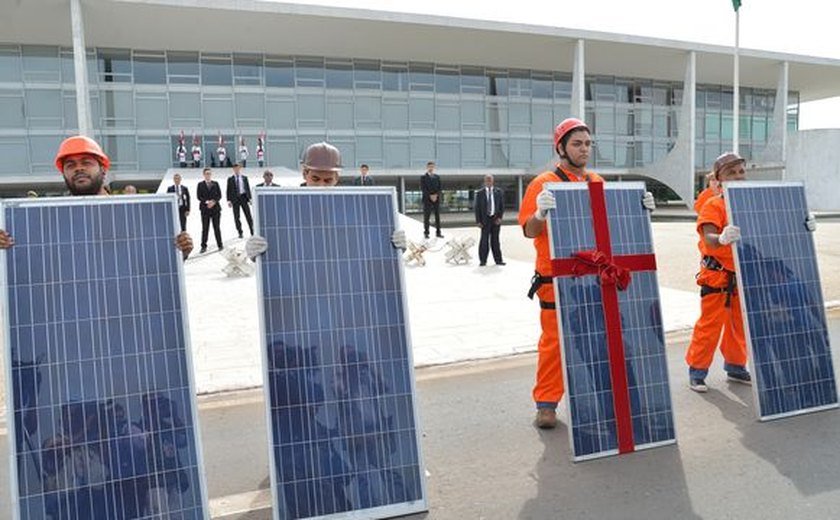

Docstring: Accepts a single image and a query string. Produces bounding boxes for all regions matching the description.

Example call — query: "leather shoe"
[496,262,506,266]
[535,408,557,429]
[199,247,207,254]
[479,262,486,266]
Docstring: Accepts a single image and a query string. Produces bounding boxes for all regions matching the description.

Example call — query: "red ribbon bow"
[570,250,631,290]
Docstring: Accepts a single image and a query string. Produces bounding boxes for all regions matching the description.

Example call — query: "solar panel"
[546,181,676,461]
[1,195,208,520]
[254,187,427,519]
[725,181,839,420]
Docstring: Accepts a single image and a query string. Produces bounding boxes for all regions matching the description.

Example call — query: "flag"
[732,0,741,11]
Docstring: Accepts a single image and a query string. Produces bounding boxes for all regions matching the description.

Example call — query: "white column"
[732,10,740,153]
[70,0,93,137]
[571,39,585,120]
[777,61,789,170]
[686,51,697,202]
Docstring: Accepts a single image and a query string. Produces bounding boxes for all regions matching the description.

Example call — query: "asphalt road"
[3,316,840,520]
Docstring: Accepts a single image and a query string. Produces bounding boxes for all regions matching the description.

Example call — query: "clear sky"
[285,0,840,129]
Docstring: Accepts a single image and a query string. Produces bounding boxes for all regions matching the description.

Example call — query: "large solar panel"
[546,181,675,461]
[1,195,208,520]
[254,187,427,519]
[725,181,838,420]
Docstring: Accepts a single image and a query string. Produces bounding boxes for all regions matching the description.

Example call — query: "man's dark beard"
[64,172,104,196]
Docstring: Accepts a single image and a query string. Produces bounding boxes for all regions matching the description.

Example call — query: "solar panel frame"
[253,186,428,520]
[546,181,676,462]
[725,181,839,421]
[1,194,210,520]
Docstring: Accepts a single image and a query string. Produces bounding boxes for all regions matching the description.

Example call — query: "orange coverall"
[519,165,604,408]
[685,195,748,376]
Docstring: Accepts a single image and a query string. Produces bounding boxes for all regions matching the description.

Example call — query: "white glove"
[805,212,817,232]
[718,225,741,245]
[391,229,407,250]
[535,189,556,221]
[642,191,655,212]
[245,235,268,259]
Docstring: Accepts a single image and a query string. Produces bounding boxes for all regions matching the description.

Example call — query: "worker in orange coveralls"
[519,118,655,428]
[685,152,752,392]
[694,171,720,214]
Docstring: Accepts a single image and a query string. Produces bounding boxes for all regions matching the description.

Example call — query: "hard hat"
[713,151,745,175]
[553,118,590,152]
[54,135,111,172]
[301,142,342,172]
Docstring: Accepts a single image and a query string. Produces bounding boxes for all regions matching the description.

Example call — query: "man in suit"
[226,163,254,238]
[167,173,191,232]
[353,164,374,186]
[256,170,278,187]
[420,161,443,239]
[197,168,223,254]
[475,174,505,266]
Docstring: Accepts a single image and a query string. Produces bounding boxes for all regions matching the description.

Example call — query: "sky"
[284,0,840,129]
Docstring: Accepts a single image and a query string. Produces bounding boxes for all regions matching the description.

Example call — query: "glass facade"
[0,44,796,178]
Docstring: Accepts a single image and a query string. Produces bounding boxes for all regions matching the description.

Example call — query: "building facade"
[3,0,839,209]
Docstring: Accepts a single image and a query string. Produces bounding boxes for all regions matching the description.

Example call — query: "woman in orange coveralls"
[519,118,655,428]
[685,152,751,392]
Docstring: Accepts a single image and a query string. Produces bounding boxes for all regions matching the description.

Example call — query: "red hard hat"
[54,135,111,172]
[553,118,590,153]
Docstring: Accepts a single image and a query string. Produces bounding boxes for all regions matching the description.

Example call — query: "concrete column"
[753,61,788,180]
[517,175,523,210]
[399,176,406,213]
[629,51,696,206]
[70,0,93,137]
[571,39,585,120]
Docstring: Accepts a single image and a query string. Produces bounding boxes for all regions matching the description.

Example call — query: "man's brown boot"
[535,408,557,429]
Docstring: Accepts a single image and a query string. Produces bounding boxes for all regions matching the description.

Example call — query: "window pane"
[461,67,487,95]
[0,95,25,128]
[383,101,408,130]
[437,140,459,168]
[0,138,28,175]
[233,54,262,85]
[167,51,199,76]
[435,103,459,131]
[510,138,531,167]
[201,56,232,86]
[203,97,234,128]
[98,49,132,83]
[435,68,460,94]
[265,59,294,87]
[327,98,353,130]
[102,135,137,168]
[0,47,22,82]
[26,89,62,120]
[326,62,353,89]
[296,58,325,87]
[383,64,408,91]
[297,93,325,124]
[462,137,484,166]
[409,63,434,92]
[100,90,134,122]
[356,136,382,165]
[462,100,485,131]
[137,137,170,171]
[235,93,265,120]
[267,98,295,129]
[29,135,63,170]
[169,92,200,119]
[409,98,434,128]
[267,139,298,168]
[134,53,166,84]
[384,138,409,168]
[22,45,60,82]
[355,95,381,124]
[411,136,434,167]
[136,97,168,129]
[354,60,381,90]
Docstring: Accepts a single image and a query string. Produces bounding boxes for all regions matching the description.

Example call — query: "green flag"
[732,0,741,11]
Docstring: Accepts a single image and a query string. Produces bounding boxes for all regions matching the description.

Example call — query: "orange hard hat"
[54,135,111,172]
[301,142,342,172]
[553,118,590,153]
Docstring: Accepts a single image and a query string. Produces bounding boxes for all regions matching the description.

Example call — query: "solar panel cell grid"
[547,182,675,460]
[2,197,207,520]
[256,188,426,520]
[726,182,838,420]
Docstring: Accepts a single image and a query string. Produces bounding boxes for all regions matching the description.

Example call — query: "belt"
[700,273,737,308]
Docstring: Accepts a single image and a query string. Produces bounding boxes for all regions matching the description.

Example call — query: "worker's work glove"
[245,235,268,259]
[805,213,817,232]
[642,191,656,212]
[391,229,407,250]
[535,189,556,221]
[718,225,741,245]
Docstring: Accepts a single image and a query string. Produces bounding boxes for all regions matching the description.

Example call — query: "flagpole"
[733,7,740,154]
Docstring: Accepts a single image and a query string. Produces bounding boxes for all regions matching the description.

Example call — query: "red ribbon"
[549,181,657,456]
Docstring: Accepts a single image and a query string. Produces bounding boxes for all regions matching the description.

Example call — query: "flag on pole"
[732,0,741,11]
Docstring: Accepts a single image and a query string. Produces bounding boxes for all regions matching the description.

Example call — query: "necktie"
[487,188,494,216]
[238,175,244,195]
[177,186,182,206]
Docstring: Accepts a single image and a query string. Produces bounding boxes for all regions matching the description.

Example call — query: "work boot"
[535,408,557,429]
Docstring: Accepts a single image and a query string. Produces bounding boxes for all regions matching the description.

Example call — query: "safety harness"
[699,255,737,307]
[526,167,591,311]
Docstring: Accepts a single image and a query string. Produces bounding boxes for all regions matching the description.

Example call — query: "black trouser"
[231,196,254,236]
[200,209,223,249]
[478,219,503,264]
[178,207,188,232]
[423,200,441,236]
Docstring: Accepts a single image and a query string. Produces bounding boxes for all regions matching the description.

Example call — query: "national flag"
[732,0,741,11]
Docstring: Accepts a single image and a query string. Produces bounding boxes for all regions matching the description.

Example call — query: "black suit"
[226,174,254,237]
[353,175,374,186]
[475,186,505,265]
[420,171,442,237]
[167,184,190,232]
[197,180,223,250]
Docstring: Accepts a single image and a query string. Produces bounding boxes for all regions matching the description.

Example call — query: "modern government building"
[4,0,840,211]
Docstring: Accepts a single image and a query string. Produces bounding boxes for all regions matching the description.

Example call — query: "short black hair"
[360,164,369,169]
[427,161,435,167]
[202,168,211,174]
